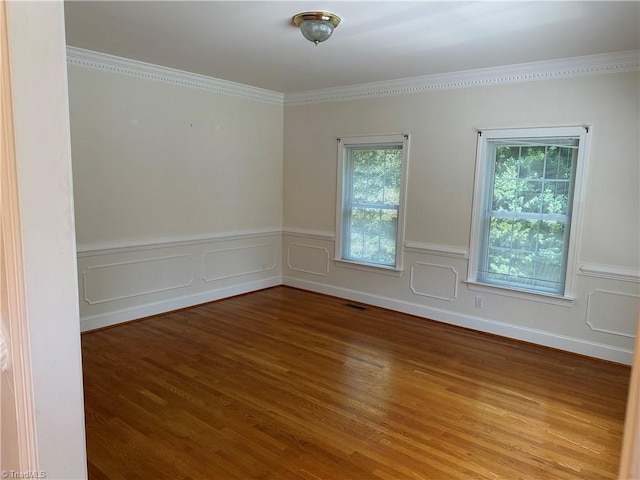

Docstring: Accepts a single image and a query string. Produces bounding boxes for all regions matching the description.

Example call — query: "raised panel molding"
[283,276,633,365]
[83,255,193,304]
[287,244,330,276]
[410,262,459,302]
[585,289,639,338]
[203,244,276,282]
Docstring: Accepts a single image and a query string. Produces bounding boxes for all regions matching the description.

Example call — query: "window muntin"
[470,127,589,298]
[336,135,409,270]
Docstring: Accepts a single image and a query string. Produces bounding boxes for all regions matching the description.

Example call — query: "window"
[468,126,590,299]
[335,134,409,271]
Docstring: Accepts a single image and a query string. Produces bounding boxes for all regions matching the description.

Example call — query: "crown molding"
[284,50,640,105]
[66,47,638,107]
[66,46,284,105]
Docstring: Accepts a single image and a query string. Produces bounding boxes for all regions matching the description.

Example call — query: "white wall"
[7,1,87,478]
[283,71,640,364]
[67,60,284,330]
[67,47,639,364]
[68,66,283,245]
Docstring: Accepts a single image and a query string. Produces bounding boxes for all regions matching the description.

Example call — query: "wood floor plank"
[82,286,630,479]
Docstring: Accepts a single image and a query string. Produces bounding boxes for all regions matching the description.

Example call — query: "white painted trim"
[286,244,330,276]
[282,228,335,241]
[76,229,281,257]
[579,263,640,283]
[467,125,590,301]
[586,289,640,338]
[80,277,281,332]
[466,281,574,307]
[404,241,469,259]
[282,276,633,365]
[284,50,640,105]
[334,259,404,277]
[202,244,277,282]
[66,46,284,105]
[410,262,459,302]
[82,254,194,304]
[67,47,638,108]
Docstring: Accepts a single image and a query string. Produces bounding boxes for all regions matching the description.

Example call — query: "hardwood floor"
[81,286,630,480]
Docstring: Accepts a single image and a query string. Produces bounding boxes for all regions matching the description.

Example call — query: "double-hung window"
[468,126,590,299]
[336,134,409,271]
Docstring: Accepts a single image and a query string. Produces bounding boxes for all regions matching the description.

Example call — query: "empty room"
[2,1,639,479]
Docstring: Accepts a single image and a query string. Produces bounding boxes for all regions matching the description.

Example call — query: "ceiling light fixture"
[292,11,341,46]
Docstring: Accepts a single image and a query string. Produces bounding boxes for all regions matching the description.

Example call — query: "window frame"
[467,126,591,304]
[335,134,410,273]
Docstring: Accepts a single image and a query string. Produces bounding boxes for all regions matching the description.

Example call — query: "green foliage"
[484,142,577,292]
[346,146,402,266]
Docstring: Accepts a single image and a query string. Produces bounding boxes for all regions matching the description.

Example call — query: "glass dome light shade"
[299,20,334,44]
[292,11,341,46]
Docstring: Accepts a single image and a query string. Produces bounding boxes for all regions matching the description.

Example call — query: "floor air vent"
[344,303,367,311]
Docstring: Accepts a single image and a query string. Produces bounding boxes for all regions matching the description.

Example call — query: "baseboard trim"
[80,276,281,332]
[282,276,633,365]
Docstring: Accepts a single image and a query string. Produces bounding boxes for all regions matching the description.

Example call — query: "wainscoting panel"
[78,230,282,331]
[287,243,330,276]
[586,289,640,338]
[83,254,193,304]
[283,232,636,363]
[410,262,458,301]
[203,244,276,282]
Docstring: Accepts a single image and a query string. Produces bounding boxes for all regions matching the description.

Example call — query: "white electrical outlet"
[474,295,483,308]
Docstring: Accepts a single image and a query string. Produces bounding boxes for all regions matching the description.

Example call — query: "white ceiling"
[64,1,640,94]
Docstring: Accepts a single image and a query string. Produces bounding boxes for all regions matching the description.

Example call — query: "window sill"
[334,259,403,277]
[465,280,575,307]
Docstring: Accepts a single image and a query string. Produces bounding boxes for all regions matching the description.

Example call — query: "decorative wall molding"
[66,46,284,105]
[80,277,281,332]
[410,262,458,302]
[404,241,469,259]
[76,229,281,257]
[287,244,331,276]
[67,46,638,108]
[282,228,335,242]
[284,50,640,105]
[82,254,193,305]
[586,289,640,338]
[579,263,640,283]
[202,244,276,282]
[282,276,634,365]
[78,231,282,331]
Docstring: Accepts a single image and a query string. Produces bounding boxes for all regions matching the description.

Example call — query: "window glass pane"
[339,137,406,270]
[545,145,575,179]
[492,178,518,211]
[486,247,511,280]
[542,181,570,215]
[534,252,563,286]
[510,219,539,252]
[347,207,398,265]
[519,146,546,179]
[350,147,401,206]
[495,146,519,177]
[520,180,543,213]
[537,220,565,255]
[488,217,512,248]
[478,132,581,295]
